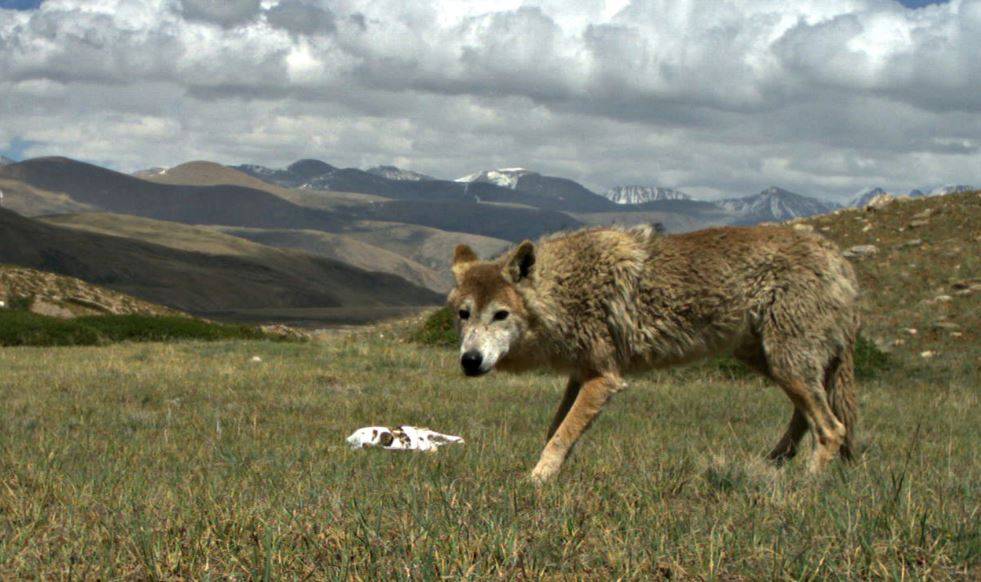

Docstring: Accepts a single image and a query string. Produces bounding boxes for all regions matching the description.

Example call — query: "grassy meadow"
[0,326,977,579]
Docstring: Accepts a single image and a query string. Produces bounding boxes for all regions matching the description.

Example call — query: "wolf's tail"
[826,330,859,460]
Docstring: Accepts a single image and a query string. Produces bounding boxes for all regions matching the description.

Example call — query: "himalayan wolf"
[448,224,860,483]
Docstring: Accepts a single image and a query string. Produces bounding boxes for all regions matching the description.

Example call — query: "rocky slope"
[0,265,178,318]
[603,185,691,205]
[797,190,979,361]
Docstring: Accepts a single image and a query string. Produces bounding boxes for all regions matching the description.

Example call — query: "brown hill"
[44,212,449,293]
[0,207,441,313]
[0,177,96,216]
[212,226,450,292]
[799,191,979,361]
[0,157,342,230]
[143,161,386,210]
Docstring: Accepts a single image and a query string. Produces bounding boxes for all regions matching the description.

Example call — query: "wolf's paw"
[530,461,560,485]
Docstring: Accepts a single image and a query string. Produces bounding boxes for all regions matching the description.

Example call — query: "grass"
[0,192,976,578]
[0,331,976,578]
[0,311,268,347]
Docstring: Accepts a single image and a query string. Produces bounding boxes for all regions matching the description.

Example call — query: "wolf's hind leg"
[772,375,846,473]
[532,373,620,484]
[767,408,808,465]
[546,376,582,442]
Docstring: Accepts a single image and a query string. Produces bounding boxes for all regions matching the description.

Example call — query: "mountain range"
[367,165,434,181]
[1,155,973,322]
[849,185,977,207]
[604,185,691,205]
[456,168,614,211]
[717,187,839,224]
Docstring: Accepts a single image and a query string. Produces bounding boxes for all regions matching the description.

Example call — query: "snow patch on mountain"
[719,187,837,223]
[237,164,279,178]
[367,165,434,182]
[604,185,691,205]
[456,168,533,189]
[927,184,974,196]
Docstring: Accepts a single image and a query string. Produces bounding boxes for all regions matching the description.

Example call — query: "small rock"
[898,239,923,249]
[932,321,960,331]
[843,244,878,259]
[251,356,263,363]
[908,219,930,228]
[920,350,937,359]
[905,328,918,336]
[933,295,953,303]
[864,193,895,210]
[911,208,935,220]
[950,332,963,338]
[792,223,814,233]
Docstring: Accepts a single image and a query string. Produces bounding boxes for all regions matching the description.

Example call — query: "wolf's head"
[447,241,535,377]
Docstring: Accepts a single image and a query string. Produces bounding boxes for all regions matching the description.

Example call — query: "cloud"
[177,0,262,28]
[266,0,336,36]
[0,0,979,200]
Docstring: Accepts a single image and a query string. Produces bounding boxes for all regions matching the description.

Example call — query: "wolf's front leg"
[531,373,621,484]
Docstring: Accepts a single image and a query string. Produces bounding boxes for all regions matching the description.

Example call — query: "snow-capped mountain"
[456,167,532,189]
[848,187,890,208]
[0,155,16,166]
[367,165,434,182]
[604,185,691,205]
[719,187,838,224]
[455,167,612,211]
[236,160,339,189]
[927,184,974,196]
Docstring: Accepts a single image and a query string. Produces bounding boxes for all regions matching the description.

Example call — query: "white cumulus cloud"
[0,0,978,200]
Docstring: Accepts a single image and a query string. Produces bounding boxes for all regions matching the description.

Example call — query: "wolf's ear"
[503,240,535,284]
[452,244,478,282]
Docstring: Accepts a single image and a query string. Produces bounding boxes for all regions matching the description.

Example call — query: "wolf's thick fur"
[449,224,860,483]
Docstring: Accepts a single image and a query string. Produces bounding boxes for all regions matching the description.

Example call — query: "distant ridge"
[0,157,342,231]
[0,207,441,312]
[719,186,837,224]
[604,185,691,205]
[367,165,434,181]
[456,167,614,211]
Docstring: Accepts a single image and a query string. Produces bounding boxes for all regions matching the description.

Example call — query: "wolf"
[448,224,860,483]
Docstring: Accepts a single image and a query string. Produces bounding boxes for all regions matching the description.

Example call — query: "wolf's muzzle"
[461,350,485,376]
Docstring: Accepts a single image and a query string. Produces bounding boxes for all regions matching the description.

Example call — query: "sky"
[0,1,977,202]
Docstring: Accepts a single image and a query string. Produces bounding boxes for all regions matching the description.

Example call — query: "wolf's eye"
[458,309,470,320]
[493,310,509,321]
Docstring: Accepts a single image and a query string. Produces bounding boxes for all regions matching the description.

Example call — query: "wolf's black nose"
[461,351,483,376]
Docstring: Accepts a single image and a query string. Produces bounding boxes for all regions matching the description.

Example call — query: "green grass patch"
[410,306,458,347]
[0,311,269,347]
[854,334,890,380]
[0,335,975,578]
